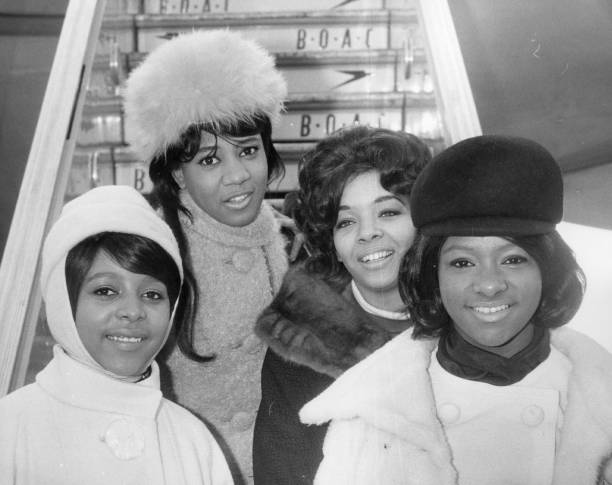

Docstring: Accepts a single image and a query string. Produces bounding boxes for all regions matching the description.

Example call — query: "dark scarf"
[436,325,551,386]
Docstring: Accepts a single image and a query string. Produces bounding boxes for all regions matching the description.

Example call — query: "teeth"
[360,250,393,263]
[107,335,143,343]
[228,194,248,203]
[473,304,509,314]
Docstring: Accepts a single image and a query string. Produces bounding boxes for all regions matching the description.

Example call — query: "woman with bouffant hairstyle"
[253,125,431,484]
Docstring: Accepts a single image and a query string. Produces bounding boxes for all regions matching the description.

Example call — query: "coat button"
[438,402,461,424]
[101,418,145,460]
[521,404,545,427]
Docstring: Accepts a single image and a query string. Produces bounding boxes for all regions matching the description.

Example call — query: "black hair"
[148,114,284,361]
[65,231,182,322]
[292,125,431,288]
[399,231,586,339]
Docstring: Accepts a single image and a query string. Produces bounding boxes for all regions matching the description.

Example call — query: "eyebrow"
[228,135,261,144]
[441,241,518,254]
[198,135,261,153]
[338,194,403,212]
[82,272,117,284]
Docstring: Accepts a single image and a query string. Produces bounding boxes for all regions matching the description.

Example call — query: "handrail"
[417,0,482,143]
[0,0,107,396]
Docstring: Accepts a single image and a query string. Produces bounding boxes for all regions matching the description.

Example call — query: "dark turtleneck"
[436,325,551,386]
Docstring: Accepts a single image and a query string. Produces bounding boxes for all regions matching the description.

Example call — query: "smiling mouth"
[224,192,252,209]
[227,193,249,203]
[225,192,251,204]
[472,304,510,314]
[106,335,144,343]
[359,250,393,263]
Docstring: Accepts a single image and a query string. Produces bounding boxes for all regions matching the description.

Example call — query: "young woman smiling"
[0,185,232,484]
[252,125,431,484]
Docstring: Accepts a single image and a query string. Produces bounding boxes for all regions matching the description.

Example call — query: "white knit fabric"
[40,185,182,379]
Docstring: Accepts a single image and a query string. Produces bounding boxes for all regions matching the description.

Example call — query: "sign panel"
[137,23,390,53]
[284,61,396,94]
[276,109,404,141]
[68,152,154,197]
[276,105,441,141]
[144,0,386,14]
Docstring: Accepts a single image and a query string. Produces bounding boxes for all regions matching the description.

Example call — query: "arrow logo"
[157,32,179,40]
[333,70,372,89]
[332,0,361,8]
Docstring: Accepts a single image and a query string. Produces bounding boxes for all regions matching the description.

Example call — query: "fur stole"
[255,264,396,378]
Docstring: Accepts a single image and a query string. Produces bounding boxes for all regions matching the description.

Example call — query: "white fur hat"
[41,185,182,377]
[123,29,288,163]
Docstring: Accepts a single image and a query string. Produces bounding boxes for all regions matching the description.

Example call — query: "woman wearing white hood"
[0,185,233,484]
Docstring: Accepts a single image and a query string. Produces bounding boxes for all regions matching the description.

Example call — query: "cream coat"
[300,327,612,485]
[0,346,233,485]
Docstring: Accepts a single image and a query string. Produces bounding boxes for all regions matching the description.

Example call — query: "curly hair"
[400,231,586,339]
[291,125,431,287]
[148,114,284,362]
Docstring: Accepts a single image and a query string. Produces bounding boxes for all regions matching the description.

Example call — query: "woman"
[252,125,431,484]
[0,185,233,484]
[124,30,288,484]
[299,135,612,484]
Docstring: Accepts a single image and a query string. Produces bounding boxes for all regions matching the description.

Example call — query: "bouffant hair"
[292,126,431,287]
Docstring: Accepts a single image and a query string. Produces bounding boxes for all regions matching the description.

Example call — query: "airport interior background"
[0,0,611,393]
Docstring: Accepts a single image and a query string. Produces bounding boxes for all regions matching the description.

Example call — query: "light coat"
[163,193,288,484]
[0,346,233,485]
[300,327,612,485]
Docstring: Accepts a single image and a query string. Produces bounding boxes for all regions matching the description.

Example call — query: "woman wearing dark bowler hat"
[299,135,612,484]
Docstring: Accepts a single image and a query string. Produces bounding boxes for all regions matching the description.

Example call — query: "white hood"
[40,185,182,378]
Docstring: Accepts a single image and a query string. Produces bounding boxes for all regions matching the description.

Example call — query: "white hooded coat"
[0,186,233,485]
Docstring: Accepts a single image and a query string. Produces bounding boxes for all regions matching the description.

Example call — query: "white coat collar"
[301,326,612,485]
[300,330,444,444]
[36,346,163,418]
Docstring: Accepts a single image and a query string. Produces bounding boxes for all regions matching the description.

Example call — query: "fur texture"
[123,30,288,162]
[300,327,612,485]
[255,264,393,378]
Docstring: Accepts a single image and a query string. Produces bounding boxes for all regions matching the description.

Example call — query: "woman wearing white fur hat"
[123,30,289,484]
[0,185,233,484]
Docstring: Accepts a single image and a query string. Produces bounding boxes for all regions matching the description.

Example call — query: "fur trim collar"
[255,265,396,377]
[123,30,287,163]
[301,327,612,484]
